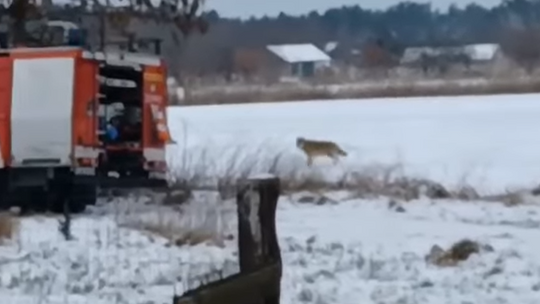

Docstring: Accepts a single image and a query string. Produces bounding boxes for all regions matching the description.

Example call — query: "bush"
[181,78,540,105]
[169,146,485,202]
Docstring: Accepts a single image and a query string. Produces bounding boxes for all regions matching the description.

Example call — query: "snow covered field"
[2,93,540,303]
[3,194,540,304]
[279,194,540,304]
[168,93,540,194]
[0,194,239,304]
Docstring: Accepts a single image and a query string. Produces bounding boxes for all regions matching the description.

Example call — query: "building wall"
[291,62,315,77]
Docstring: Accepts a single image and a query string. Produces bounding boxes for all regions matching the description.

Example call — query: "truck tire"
[49,180,96,214]
[0,171,8,210]
[70,182,97,213]
[30,189,49,213]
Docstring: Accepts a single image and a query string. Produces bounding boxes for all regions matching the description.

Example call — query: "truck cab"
[0,46,171,213]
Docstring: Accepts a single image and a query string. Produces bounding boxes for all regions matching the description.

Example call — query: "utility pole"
[98,8,105,51]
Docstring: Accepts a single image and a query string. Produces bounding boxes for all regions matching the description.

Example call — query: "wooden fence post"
[236,175,281,303]
[173,175,282,304]
[237,176,281,269]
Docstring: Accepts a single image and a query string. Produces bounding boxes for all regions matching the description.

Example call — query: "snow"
[4,194,540,304]
[168,93,540,194]
[168,93,540,302]
[0,196,239,304]
[278,196,540,304]
[4,93,540,303]
[248,173,277,179]
[266,44,331,63]
[324,41,338,53]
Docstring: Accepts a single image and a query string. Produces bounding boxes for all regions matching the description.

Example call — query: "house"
[399,43,508,75]
[463,43,503,64]
[463,43,516,76]
[266,43,331,78]
[232,43,331,81]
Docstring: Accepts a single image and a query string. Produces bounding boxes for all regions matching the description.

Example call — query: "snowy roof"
[464,43,500,61]
[324,41,338,53]
[47,20,79,30]
[266,44,331,63]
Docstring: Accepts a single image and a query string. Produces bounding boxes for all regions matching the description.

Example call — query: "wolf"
[296,137,347,166]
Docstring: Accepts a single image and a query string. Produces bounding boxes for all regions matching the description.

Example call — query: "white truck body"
[10,57,75,167]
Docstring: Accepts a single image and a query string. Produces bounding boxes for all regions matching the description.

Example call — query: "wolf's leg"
[328,153,338,165]
[307,156,313,166]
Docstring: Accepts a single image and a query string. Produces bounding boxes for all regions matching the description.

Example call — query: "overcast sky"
[206,0,503,18]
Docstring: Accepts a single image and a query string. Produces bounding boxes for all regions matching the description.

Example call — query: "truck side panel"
[72,58,99,167]
[142,64,169,179]
[0,58,12,168]
[143,66,168,149]
[10,57,75,166]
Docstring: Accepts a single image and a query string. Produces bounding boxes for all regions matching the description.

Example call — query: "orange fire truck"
[0,46,172,213]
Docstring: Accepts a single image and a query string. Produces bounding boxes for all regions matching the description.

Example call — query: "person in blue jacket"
[106,117,120,142]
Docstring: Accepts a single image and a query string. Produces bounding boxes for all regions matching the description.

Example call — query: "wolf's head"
[296,137,305,148]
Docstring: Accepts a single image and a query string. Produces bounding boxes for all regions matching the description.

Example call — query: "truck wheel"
[49,183,95,214]
[67,197,87,214]
[31,189,49,213]
[50,194,87,214]
[0,171,8,210]
[70,182,97,213]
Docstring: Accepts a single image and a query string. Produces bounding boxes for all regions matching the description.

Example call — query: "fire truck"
[0,46,172,213]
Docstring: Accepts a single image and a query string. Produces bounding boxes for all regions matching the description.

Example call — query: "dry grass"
[181,77,540,105]
[426,239,492,267]
[138,216,224,247]
[108,143,529,257]
[107,195,234,247]
[0,212,19,244]
[168,146,496,202]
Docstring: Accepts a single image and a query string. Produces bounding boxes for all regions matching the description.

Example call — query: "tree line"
[0,0,539,77]
[180,0,540,76]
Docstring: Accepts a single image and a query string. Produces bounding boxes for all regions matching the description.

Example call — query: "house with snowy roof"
[265,43,331,78]
[399,43,509,75]
[401,44,503,64]
[232,43,331,81]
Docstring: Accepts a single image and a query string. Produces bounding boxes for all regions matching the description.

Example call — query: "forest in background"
[0,0,539,79]
[178,0,540,75]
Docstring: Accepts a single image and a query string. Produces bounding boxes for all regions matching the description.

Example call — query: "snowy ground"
[2,193,540,304]
[279,194,540,304]
[0,194,239,304]
[3,93,540,303]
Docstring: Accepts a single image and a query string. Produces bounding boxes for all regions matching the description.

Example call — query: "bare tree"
[0,0,208,48]
[501,27,540,74]
[361,40,397,76]
[108,1,206,35]
[0,0,44,46]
